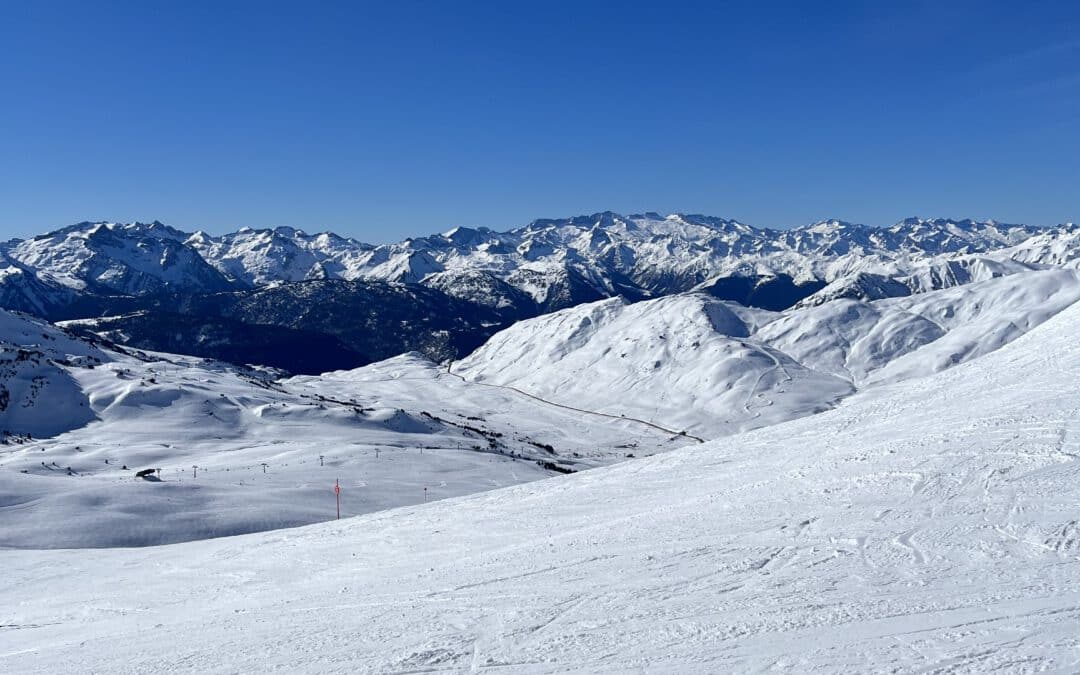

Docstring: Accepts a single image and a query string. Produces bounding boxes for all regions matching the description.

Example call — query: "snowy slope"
[364,213,1067,309]
[456,294,853,437]
[458,269,1080,437]
[0,254,75,317]
[185,226,375,285]
[0,311,105,439]
[761,268,1080,385]
[7,266,1076,549]
[6,221,234,295]
[0,311,691,548]
[4,283,1080,672]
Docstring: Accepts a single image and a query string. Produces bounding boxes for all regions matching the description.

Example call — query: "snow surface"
[458,269,1080,437]
[0,310,105,439]
[185,226,374,285]
[0,314,691,548]
[457,294,853,438]
[4,281,1080,672]
[4,267,1079,550]
[8,222,232,295]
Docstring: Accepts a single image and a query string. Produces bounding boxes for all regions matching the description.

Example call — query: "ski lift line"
[443,362,706,444]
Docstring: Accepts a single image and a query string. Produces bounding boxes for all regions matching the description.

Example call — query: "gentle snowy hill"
[4,274,1080,672]
[762,268,1080,385]
[458,269,1080,437]
[456,294,852,437]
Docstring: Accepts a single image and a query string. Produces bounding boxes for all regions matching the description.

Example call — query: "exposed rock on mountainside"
[2,213,1077,372]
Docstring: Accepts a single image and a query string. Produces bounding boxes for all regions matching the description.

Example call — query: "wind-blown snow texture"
[4,281,1080,672]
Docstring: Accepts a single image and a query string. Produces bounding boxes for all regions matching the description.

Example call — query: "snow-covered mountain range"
[6,257,1080,671]
[5,210,1080,669]
[4,212,1079,373]
[4,210,1080,542]
[5,213,1075,309]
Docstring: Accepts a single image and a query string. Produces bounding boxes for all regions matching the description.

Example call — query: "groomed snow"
[3,285,1080,671]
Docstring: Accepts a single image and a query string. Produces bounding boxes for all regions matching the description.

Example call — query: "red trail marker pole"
[335,478,341,519]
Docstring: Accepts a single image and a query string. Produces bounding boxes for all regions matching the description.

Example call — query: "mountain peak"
[272,225,304,237]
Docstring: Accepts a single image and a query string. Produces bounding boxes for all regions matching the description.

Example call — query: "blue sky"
[1,1,1078,242]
